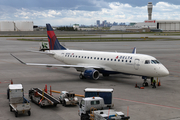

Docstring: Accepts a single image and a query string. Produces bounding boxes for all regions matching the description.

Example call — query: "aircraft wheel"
[79,74,85,79]
[142,82,148,87]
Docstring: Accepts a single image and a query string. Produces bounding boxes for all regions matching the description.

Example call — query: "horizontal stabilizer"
[26,50,54,55]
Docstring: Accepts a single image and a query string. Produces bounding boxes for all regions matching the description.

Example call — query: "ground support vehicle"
[84,88,114,108]
[78,97,130,120]
[7,84,31,117]
[29,88,60,107]
[59,91,79,106]
[92,109,130,120]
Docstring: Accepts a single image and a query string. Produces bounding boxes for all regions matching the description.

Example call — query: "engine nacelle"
[83,69,100,80]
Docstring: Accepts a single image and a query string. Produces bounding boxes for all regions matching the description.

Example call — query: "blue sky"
[0,0,180,26]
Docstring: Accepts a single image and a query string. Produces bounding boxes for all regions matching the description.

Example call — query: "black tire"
[10,106,12,112]
[60,100,62,104]
[54,104,57,107]
[30,96,34,103]
[7,89,9,99]
[79,74,83,79]
[15,112,18,117]
[145,82,148,86]
[81,114,85,120]
[28,111,31,116]
[63,100,66,107]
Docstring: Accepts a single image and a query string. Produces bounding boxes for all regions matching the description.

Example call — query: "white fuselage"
[48,49,169,77]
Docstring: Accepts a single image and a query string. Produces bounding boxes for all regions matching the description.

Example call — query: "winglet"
[10,53,26,65]
[132,47,136,54]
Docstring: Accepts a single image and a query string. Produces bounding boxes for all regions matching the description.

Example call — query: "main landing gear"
[79,73,85,79]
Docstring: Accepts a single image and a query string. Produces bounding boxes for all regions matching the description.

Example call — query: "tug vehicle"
[59,91,79,106]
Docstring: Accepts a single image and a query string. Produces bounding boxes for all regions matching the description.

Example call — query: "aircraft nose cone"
[160,67,169,76]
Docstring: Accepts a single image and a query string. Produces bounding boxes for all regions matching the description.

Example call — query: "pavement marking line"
[114,97,180,110]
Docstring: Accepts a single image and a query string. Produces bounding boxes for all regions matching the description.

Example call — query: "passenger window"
[122,60,124,62]
[126,60,127,62]
[107,58,109,61]
[91,57,92,59]
[97,57,99,60]
[76,56,77,58]
[87,57,89,59]
[82,56,83,58]
[94,57,96,59]
[84,56,86,59]
[104,58,106,60]
[111,59,113,61]
[79,56,80,58]
[114,59,116,61]
[118,59,120,62]
[129,60,131,63]
[101,58,102,60]
[145,60,150,64]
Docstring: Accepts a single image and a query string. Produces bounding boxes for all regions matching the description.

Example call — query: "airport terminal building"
[110,2,180,31]
[0,21,33,31]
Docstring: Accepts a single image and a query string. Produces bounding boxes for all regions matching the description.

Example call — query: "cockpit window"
[155,60,160,64]
[151,60,161,64]
[145,60,150,64]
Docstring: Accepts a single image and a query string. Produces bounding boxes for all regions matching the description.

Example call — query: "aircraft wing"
[10,53,104,70]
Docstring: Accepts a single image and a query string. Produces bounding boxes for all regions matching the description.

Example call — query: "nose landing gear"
[142,79,148,87]
[142,76,149,87]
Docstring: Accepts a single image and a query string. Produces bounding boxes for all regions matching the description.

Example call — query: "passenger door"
[134,59,140,70]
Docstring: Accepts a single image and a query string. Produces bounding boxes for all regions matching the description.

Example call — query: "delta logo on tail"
[46,24,66,50]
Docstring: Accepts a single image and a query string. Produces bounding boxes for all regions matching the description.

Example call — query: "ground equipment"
[59,91,79,106]
[78,97,130,120]
[7,84,31,117]
[84,88,114,108]
[29,88,60,107]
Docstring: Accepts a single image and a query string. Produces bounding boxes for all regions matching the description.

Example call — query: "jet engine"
[83,69,100,80]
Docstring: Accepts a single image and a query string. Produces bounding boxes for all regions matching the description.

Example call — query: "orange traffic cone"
[44,84,47,93]
[158,80,161,86]
[11,79,13,84]
[135,83,138,88]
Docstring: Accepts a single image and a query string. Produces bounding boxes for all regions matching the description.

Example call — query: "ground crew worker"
[152,79,156,88]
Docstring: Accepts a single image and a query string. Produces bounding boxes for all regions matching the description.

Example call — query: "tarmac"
[0,36,180,120]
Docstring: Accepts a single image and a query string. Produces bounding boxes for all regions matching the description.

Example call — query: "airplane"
[11,23,169,87]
